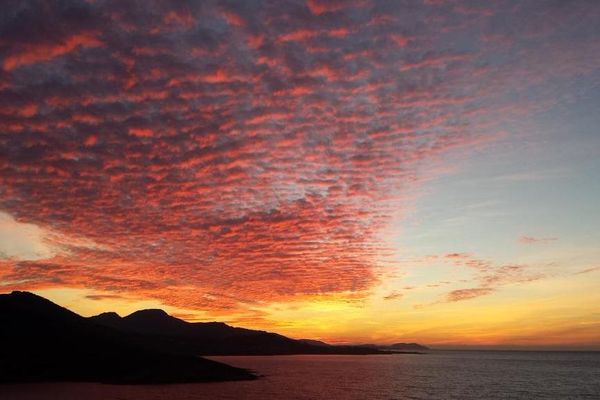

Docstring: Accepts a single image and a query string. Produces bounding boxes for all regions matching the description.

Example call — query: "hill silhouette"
[88,308,390,355]
[0,291,255,384]
[0,291,428,383]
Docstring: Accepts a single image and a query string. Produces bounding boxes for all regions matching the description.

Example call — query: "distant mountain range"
[0,291,427,384]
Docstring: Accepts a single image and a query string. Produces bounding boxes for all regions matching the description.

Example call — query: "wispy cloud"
[85,293,126,301]
[573,266,600,275]
[383,291,404,301]
[518,236,558,245]
[493,168,571,183]
[446,288,493,302]
[411,252,544,306]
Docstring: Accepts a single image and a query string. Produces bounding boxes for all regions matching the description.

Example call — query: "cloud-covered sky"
[1,0,599,348]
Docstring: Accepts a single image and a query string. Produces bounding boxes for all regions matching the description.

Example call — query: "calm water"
[1,351,599,399]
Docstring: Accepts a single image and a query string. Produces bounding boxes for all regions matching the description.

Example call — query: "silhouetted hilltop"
[90,311,121,325]
[0,291,255,384]
[89,308,388,356]
[105,309,190,335]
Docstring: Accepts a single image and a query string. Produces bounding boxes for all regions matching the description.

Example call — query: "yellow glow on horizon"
[16,268,600,349]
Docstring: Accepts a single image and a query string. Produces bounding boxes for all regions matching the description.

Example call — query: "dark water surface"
[1,351,599,399]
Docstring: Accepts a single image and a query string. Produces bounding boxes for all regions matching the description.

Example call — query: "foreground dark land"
[0,291,255,384]
[0,291,425,384]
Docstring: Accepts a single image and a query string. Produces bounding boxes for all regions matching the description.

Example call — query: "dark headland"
[0,291,255,384]
[0,291,427,384]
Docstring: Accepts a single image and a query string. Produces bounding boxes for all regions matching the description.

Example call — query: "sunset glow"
[1,0,599,349]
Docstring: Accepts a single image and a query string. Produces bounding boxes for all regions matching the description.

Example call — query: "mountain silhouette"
[88,308,390,355]
[0,291,428,383]
[0,291,255,384]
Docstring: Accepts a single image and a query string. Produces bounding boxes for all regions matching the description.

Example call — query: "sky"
[0,0,599,349]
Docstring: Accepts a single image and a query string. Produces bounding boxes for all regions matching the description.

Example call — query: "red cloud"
[3,32,103,71]
[390,34,410,47]
[0,0,596,320]
[221,10,245,27]
[128,128,155,138]
[306,0,350,15]
[163,10,195,29]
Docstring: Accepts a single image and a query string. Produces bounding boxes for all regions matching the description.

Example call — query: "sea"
[1,351,599,399]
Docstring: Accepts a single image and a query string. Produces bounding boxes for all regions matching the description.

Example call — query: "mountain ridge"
[87,306,429,354]
[0,291,428,384]
[0,291,256,384]
[87,306,397,356]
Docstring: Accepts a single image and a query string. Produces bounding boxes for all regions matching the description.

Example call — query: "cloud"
[305,0,364,16]
[383,291,403,301]
[85,293,126,301]
[0,0,597,318]
[0,212,56,261]
[0,210,106,263]
[446,288,493,302]
[413,252,544,305]
[3,32,103,71]
[573,267,600,276]
[518,236,558,245]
